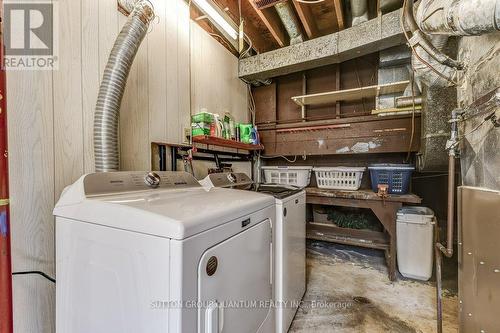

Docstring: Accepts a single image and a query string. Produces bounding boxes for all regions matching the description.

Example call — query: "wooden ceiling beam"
[292,0,319,39]
[211,0,275,53]
[246,0,289,47]
[333,0,345,30]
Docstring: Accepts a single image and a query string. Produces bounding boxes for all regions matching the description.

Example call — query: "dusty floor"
[289,241,458,333]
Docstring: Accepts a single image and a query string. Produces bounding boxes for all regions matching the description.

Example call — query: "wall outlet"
[184,127,191,144]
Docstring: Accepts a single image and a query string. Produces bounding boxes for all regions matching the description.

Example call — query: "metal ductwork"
[411,35,457,88]
[416,0,500,36]
[405,0,500,89]
[350,0,369,26]
[380,0,403,14]
[94,1,154,172]
[275,2,304,45]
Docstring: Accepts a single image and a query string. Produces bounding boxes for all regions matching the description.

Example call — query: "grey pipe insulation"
[350,0,369,26]
[416,0,500,36]
[275,2,304,45]
[405,0,500,88]
[93,1,154,172]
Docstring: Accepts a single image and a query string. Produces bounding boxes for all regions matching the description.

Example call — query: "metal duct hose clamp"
[94,0,155,172]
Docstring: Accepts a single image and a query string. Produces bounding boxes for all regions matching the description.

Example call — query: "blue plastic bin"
[368,164,415,194]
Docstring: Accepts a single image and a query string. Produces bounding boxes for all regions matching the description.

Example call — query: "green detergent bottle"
[239,124,253,144]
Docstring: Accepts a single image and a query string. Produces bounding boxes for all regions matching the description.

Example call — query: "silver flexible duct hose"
[94,1,154,172]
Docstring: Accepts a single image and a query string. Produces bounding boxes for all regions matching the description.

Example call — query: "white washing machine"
[53,171,276,333]
[201,173,307,333]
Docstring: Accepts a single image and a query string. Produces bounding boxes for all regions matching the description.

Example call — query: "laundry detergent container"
[396,206,435,281]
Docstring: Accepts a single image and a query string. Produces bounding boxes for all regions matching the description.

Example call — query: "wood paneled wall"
[190,22,249,123]
[6,0,246,331]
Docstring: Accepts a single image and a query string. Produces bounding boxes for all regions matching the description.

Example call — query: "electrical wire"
[208,33,235,50]
[13,271,56,284]
[247,84,256,124]
[239,33,254,59]
[260,154,298,163]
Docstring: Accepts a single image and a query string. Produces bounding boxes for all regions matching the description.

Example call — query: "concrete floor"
[289,241,458,333]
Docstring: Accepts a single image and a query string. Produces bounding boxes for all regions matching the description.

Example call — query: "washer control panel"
[83,171,200,196]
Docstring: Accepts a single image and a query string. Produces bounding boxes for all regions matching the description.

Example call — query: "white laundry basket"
[313,167,365,190]
[396,207,436,281]
[261,166,313,187]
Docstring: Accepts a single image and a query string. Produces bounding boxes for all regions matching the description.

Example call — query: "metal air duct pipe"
[350,0,369,26]
[411,34,457,88]
[416,0,500,36]
[275,2,304,44]
[94,1,154,172]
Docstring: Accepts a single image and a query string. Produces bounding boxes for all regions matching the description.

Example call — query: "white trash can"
[396,206,436,281]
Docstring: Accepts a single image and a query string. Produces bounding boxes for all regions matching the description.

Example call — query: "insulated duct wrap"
[412,35,456,88]
[94,1,154,172]
[351,0,369,26]
[416,0,500,36]
[275,2,303,45]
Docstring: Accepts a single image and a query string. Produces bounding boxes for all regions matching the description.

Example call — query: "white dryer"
[200,173,307,333]
[53,171,276,333]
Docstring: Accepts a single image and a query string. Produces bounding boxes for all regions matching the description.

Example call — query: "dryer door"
[198,219,273,333]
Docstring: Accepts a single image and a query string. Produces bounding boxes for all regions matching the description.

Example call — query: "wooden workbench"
[306,187,422,281]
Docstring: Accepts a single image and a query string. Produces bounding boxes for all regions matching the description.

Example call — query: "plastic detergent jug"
[239,124,253,143]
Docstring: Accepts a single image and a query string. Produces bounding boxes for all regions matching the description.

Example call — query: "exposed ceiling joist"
[333,0,345,30]
[209,0,269,53]
[247,0,289,47]
[292,0,319,39]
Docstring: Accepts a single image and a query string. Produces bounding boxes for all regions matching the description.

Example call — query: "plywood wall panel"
[190,22,248,124]
[165,0,180,144]
[148,0,168,143]
[177,1,192,143]
[7,1,247,331]
[81,0,100,173]
[7,69,55,333]
[53,0,84,197]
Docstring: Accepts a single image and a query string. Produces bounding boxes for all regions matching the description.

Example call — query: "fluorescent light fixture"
[193,0,238,40]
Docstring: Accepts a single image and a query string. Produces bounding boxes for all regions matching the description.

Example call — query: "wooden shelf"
[306,187,422,204]
[192,136,264,151]
[291,80,410,106]
[307,222,390,251]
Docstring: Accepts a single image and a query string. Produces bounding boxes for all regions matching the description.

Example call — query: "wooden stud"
[333,0,345,30]
[292,0,319,39]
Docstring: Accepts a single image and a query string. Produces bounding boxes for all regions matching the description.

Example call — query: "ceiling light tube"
[193,0,238,40]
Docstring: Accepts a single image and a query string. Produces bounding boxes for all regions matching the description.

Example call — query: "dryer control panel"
[83,171,201,197]
[206,172,253,188]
